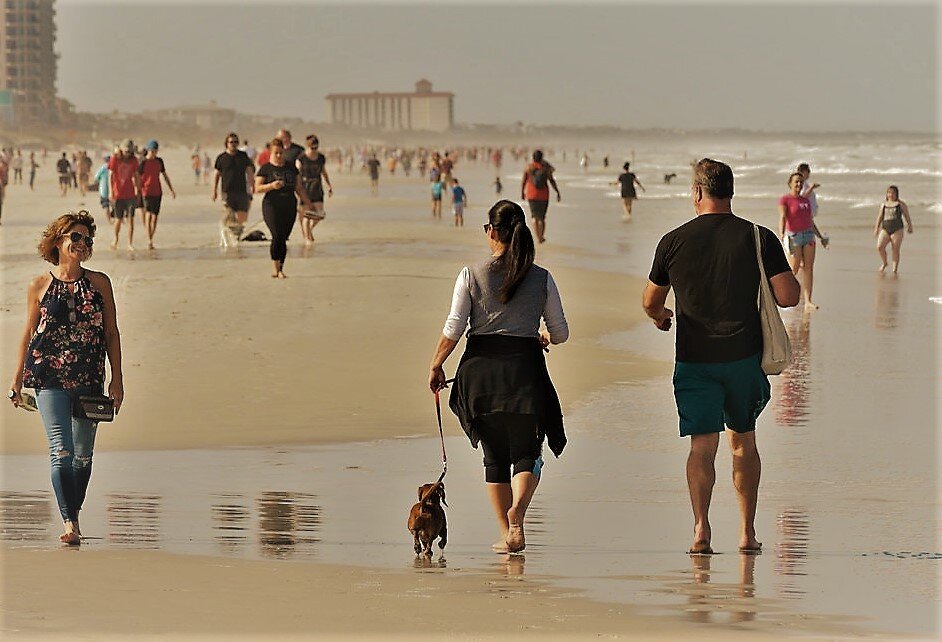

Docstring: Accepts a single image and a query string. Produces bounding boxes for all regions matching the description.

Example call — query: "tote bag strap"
[753,224,767,308]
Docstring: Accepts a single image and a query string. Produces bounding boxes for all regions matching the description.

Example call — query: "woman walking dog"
[428,200,569,554]
[8,211,124,545]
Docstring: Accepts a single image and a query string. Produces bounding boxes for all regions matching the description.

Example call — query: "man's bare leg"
[687,432,719,553]
[727,429,762,552]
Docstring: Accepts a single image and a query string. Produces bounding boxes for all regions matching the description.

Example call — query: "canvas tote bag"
[753,225,791,374]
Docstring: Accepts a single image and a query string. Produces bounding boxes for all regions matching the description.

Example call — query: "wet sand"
[1,144,939,639]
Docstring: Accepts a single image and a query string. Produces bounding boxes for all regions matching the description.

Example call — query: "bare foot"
[127,245,135,252]
[277,271,287,279]
[148,242,155,250]
[804,301,819,311]
[506,523,525,553]
[739,540,763,554]
[491,541,509,553]
[689,524,711,554]
[59,521,81,545]
[878,262,887,273]
[110,241,118,250]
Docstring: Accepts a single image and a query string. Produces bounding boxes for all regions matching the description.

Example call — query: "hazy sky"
[57,1,938,132]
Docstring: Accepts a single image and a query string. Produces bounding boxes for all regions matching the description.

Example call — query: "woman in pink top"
[778,172,828,310]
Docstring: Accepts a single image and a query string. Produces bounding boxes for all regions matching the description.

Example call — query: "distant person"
[612,162,645,221]
[11,149,23,184]
[254,138,314,278]
[277,129,305,166]
[138,140,176,250]
[643,158,799,555]
[77,151,92,196]
[494,176,503,195]
[602,155,609,168]
[202,153,212,185]
[440,152,455,188]
[797,163,819,218]
[0,156,6,222]
[191,151,201,185]
[241,140,257,162]
[56,153,71,197]
[520,150,560,244]
[28,152,38,190]
[778,171,829,310]
[451,178,467,227]
[366,154,381,196]
[212,132,255,240]
[430,175,444,219]
[297,134,333,246]
[874,185,913,274]
[256,142,271,167]
[70,153,78,188]
[429,199,569,554]
[8,210,124,546]
[108,140,141,250]
[579,152,588,172]
[93,155,112,223]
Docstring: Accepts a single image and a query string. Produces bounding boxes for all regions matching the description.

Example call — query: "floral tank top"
[22,271,106,391]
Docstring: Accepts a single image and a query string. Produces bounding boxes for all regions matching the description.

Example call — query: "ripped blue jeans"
[36,388,99,522]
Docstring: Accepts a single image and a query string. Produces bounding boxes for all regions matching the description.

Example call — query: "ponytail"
[488,200,535,303]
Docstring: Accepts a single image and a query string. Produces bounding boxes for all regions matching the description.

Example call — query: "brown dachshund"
[407,482,447,556]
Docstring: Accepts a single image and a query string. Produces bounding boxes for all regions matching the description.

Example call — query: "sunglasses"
[227,139,239,145]
[483,223,492,232]
[67,231,94,247]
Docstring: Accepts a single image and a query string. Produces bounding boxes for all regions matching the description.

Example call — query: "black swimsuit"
[881,203,904,235]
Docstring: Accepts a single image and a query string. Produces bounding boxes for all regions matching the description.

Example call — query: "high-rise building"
[0,0,57,125]
[325,79,454,132]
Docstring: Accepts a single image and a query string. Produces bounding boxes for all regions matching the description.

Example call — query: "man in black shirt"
[642,158,799,555]
[277,129,305,166]
[212,132,255,243]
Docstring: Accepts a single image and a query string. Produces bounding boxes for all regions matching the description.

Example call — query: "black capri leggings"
[473,412,544,484]
[262,196,297,262]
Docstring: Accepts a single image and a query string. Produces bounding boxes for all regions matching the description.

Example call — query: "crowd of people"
[2,131,922,557]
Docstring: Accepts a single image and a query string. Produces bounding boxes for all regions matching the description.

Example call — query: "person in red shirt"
[520,150,561,244]
[778,171,828,310]
[108,140,141,250]
[256,142,271,167]
[138,140,176,250]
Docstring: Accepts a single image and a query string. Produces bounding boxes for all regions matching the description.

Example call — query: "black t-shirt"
[367,158,381,179]
[56,158,70,175]
[283,142,305,166]
[618,172,637,197]
[649,213,792,363]
[214,150,253,194]
[256,162,298,201]
[298,152,326,188]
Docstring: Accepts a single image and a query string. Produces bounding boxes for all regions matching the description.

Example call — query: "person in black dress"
[254,138,314,278]
[296,134,333,246]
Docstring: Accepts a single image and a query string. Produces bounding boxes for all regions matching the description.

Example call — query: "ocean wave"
[777,164,942,177]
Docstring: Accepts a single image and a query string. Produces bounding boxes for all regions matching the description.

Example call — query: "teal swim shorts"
[672,352,770,437]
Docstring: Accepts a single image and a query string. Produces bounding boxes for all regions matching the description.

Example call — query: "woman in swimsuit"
[874,185,913,274]
[8,210,124,545]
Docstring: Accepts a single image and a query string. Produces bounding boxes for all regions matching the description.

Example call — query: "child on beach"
[451,178,467,227]
[430,177,444,219]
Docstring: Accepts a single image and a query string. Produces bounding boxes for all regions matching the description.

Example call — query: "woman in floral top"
[8,210,123,545]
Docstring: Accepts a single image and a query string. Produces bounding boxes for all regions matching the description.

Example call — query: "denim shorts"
[672,353,770,437]
[787,229,815,254]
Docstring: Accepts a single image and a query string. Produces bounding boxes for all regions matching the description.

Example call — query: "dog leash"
[421,378,455,502]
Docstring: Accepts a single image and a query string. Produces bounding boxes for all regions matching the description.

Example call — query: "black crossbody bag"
[73,395,115,422]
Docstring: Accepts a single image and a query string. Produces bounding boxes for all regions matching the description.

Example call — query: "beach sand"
[1,143,938,639]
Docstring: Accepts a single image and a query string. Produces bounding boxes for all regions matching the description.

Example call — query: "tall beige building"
[325,79,453,132]
[0,0,57,125]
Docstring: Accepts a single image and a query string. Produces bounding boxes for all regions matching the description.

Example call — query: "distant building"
[325,79,454,132]
[143,100,237,129]
[0,0,58,125]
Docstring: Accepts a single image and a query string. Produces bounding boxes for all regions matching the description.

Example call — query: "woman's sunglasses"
[67,231,94,247]
[483,223,492,232]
